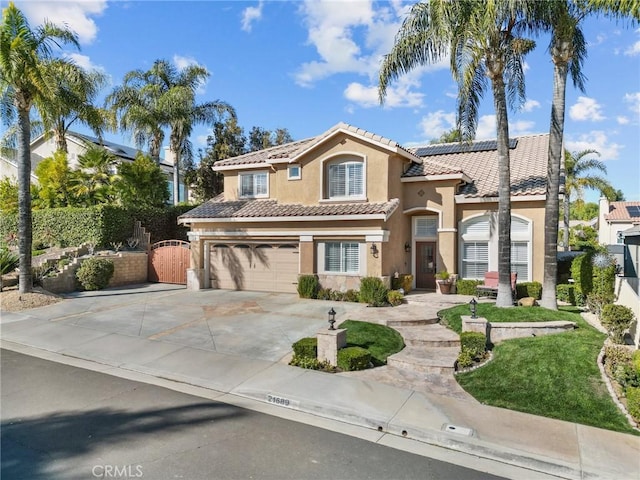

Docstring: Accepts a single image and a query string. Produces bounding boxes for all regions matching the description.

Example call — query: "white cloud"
[64,52,104,73]
[18,1,107,45]
[617,116,630,125]
[241,1,264,33]
[418,111,456,139]
[623,92,640,114]
[522,99,540,112]
[624,40,640,56]
[569,96,605,121]
[294,0,448,92]
[509,120,536,136]
[475,115,497,140]
[345,75,424,109]
[565,131,622,160]
[173,55,208,94]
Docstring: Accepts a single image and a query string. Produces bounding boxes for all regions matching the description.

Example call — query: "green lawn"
[439,304,638,435]
[338,320,405,366]
[439,302,581,334]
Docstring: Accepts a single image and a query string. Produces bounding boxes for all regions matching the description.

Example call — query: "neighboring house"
[179,122,550,293]
[598,197,640,246]
[558,218,598,250]
[0,131,185,203]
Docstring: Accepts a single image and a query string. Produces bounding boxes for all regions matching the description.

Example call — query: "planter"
[438,281,452,294]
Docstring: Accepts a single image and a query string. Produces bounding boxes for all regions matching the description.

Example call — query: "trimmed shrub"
[626,387,640,422]
[75,257,114,291]
[391,274,413,293]
[592,256,616,297]
[316,288,332,300]
[297,275,319,299]
[556,284,576,305]
[604,344,633,375]
[456,349,474,369]
[344,289,359,303]
[337,346,371,371]
[633,350,640,376]
[359,276,388,307]
[387,290,404,307]
[586,291,616,318]
[456,279,482,296]
[601,304,635,344]
[292,337,317,359]
[460,331,487,359]
[330,290,345,301]
[289,356,336,372]
[571,252,593,304]
[516,281,542,300]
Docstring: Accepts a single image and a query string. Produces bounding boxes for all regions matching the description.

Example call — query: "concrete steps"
[386,318,438,327]
[394,324,461,348]
[387,346,459,374]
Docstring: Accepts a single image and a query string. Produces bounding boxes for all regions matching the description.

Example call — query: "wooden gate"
[148,240,190,284]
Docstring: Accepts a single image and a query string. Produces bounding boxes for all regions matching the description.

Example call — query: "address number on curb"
[266,394,298,409]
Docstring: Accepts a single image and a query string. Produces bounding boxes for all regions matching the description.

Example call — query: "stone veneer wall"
[42,252,148,294]
[317,274,391,292]
[462,316,576,344]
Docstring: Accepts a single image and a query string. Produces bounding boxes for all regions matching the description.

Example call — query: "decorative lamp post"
[328,307,336,330]
[470,298,478,319]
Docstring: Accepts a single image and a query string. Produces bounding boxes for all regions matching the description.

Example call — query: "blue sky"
[6,0,640,202]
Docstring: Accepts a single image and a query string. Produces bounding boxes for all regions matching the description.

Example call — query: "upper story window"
[325,158,365,200]
[239,171,268,198]
[288,164,301,180]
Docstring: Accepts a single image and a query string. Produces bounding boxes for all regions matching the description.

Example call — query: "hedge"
[556,284,576,305]
[292,337,317,359]
[571,252,594,302]
[516,281,542,299]
[0,204,193,248]
[456,279,482,296]
[337,346,371,371]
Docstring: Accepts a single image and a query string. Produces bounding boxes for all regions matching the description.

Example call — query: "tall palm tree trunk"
[540,59,568,310]
[17,101,33,294]
[563,186,571,250]
[492,76,513,308]
[173,157,180,205]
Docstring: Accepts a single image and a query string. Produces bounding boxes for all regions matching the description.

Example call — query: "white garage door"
[210,243,299,293]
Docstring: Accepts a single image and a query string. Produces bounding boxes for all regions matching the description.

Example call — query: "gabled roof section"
[213,122,422,171]
[605,201,640,223]
[405,134,550,198]
[179,196,400,223]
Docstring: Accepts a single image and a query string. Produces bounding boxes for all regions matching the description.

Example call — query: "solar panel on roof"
[626,205,640,218]
[414,138,518,157]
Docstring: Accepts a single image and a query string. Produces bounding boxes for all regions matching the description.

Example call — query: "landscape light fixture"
[470,298,478,319]
[370,244,378,257]
[328,307,336,330]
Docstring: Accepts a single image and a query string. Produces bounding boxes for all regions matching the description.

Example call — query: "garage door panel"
[210,243,299,293]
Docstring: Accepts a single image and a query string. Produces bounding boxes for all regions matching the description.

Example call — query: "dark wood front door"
[416,241,436,290]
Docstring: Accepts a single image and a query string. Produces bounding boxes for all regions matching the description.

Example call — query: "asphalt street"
[1,349,504,480]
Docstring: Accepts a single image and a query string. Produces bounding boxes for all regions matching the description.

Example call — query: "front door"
[416,241,436,290]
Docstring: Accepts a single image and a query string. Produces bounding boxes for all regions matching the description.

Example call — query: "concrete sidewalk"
[1,284,639,480]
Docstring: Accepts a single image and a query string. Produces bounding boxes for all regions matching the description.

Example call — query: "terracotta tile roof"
[605,201,640,222]
[405,134,549,198]
[214,122,420,168]
[180,197,400,220]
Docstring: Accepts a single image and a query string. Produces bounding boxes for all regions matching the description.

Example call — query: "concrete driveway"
[2,283,371,362]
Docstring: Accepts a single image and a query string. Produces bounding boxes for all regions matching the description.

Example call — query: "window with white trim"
[326,160,364,199]
[415,217,438,238]
[462,242,489,278]
[324,242,360,273]
[239,171,268,198]
[288,164,301,180]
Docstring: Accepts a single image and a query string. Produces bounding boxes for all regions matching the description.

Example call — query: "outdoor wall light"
[404,242,411,253]
[370,244,378,257]
[470,298,478,319]
[328,307,336,330]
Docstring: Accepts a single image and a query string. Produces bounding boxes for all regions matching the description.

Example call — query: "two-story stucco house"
[179,122,550,293]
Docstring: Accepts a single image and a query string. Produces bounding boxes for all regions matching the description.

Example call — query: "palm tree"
[563,149,613,250]
[40,59,109,152]
[537,1,636,309]
[0,2,79,293]
[69,144,118,205]
[379,0,535,307]
[108,60,235,204]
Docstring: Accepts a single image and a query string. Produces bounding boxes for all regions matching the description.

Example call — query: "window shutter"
[464,219,490,236]
[344,243,359,272]
[511,241,529,281]
[255,173,267,195]
[462,242,488,278]
[325,242,341,271]
[329,164,345,197]
[347,163,363,196]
